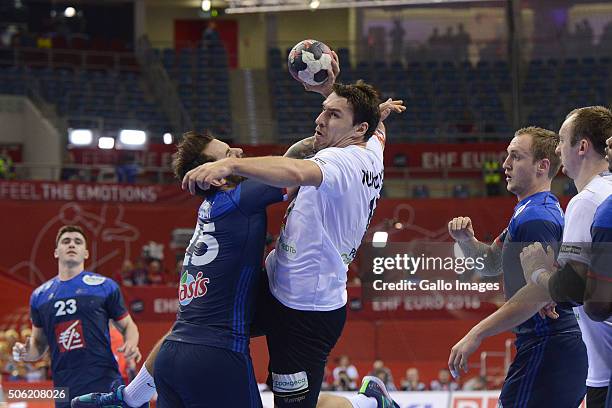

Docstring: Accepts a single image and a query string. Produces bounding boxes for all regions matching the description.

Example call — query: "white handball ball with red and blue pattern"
[288,39,333,86]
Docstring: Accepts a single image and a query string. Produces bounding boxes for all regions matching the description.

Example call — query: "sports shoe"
[70,385,149,408]
[358,376,400,408]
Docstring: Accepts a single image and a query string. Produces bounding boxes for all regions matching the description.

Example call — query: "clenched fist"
[448,217,475,243]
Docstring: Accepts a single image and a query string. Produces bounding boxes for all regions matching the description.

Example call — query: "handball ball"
[288,39,333,86]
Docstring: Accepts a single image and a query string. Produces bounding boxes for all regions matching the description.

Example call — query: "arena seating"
[157,44,232,138]
[0,64,172,139]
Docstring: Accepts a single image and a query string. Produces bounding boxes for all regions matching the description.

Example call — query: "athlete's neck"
[516,184,550,202]
[58,263,84,281]
[332,135,367,149]
[574,159,609,192]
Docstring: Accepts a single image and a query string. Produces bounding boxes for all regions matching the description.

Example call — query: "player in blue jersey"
[447,126,588,407]
[585,134,612,322]
[12,225,141,408]
[72,131,287,408]
[519,106,612,408]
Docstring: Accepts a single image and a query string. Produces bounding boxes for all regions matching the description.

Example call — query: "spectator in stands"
[452,184,469,198]
[400,367,427,391]
[202,21,220,49]
[430,368,459,391]
[456,23,471,61]
[116,259,135,286]
[332,355,359,391]
[60,151,82,181]
[413,184,430,198]
[390,19,405,63]
[368,359,397,391]
[130,258,149,286]
[147,260,164,285]
[483,159,502,196]
[0,149,15,179]
[116,152,141,184]
[462,375,487,391]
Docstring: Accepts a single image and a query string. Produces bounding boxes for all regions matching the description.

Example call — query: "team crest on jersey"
[178,271,210,306]
[55,319,86,352]
[82,275,106,286]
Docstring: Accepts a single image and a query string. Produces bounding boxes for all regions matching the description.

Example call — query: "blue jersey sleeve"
[105,282,128,321]
[515,219,563,253]
[233,180,286,215]
[29,292,42,328]
[590,202,612,281]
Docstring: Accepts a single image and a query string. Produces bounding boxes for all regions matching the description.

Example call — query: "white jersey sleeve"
[309,148,354,197]
[558,196,597,266]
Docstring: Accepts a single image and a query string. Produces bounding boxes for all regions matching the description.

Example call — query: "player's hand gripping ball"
[288,39,333,86]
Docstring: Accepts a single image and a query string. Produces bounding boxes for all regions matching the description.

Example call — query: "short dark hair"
[172,131,244,197]
[172,131,216,180]
[56,225,87,246]
[515,126,561,179]
[332,80,381,140]
[566,106,612,157]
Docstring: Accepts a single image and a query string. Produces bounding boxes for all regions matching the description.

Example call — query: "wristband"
[531,268,549,285]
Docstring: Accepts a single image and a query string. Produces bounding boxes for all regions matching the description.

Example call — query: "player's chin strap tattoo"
[284,136,317,159]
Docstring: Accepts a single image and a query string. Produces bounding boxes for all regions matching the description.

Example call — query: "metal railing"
[0,45,140,72]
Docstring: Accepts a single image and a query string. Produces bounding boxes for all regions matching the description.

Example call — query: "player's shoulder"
[31,277,58,305]
[514,194,562,223]
[80,271,120,292]
[566,189,600,216]
[593,195,612,228]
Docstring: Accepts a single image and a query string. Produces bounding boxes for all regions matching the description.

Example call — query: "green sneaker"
[358,376,400,408]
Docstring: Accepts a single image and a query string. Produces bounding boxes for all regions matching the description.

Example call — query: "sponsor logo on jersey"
[272,371,309,394]
[55,319,86,352]
[82,275,106,286]
[178,271,210,306]
[278,239,297,259]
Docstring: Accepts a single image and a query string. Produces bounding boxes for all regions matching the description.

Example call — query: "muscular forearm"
[284,136,316,159]
[25,336,47,361]
[122,321,140,347]
[230,157,321,188]
[144,331,171,373]
[458,238,502,276]
[469,284,550,340]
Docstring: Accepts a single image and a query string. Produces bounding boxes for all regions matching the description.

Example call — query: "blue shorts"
[153,340,262,408]
[499,333,587,408]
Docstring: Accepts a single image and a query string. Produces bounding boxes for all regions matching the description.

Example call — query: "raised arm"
[448,216,503,276]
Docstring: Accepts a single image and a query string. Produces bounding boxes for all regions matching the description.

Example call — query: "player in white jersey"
[520,106,612,408]
[183,68,404,407]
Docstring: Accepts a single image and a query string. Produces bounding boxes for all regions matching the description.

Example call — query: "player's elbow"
[584,301,612,322]
[292,161,322,187]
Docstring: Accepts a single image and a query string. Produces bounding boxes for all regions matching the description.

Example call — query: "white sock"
[347,394,378,408]
[122,365,156,408]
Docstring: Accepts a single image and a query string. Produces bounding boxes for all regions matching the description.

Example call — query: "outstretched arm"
[448,283,551,377]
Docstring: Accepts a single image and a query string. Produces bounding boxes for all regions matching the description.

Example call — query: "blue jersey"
[30,272,127,389]
[591,194,612,282]
[166,180,286,354]
[500,191,580,337]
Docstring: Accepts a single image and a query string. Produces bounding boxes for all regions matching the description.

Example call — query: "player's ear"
[538,158,550,175]
[84,249,89,260]
[54,248,59,259]
[355,122,368,137]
